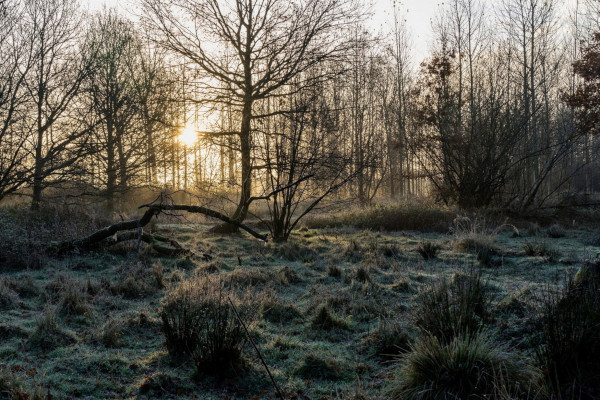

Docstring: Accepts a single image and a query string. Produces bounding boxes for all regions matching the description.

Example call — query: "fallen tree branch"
[48,202,267,256]
[48,207,160,255]
[139,204,269,241]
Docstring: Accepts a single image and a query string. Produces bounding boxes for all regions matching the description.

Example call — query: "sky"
[85,0,443,59]
[85,0,579,63]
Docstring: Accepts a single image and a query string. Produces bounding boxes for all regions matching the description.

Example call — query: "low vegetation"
[0,204,598,399]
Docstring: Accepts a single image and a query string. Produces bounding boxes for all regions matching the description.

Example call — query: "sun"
[179,126,198,147]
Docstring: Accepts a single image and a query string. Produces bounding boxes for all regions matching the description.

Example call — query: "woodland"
[1,0,600,399]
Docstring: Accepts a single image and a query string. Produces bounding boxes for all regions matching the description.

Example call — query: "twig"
[227,297,285,400]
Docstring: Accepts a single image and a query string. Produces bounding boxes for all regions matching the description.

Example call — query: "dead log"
[47,207,160,255]
[138,204,269,241]
[48,203,267,256]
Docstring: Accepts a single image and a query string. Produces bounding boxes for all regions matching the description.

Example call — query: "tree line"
[1,0,599,237]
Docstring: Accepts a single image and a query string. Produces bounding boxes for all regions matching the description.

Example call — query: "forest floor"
[0,210,598,399]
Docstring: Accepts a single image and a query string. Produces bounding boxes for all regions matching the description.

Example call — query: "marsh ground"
[0,214,598,399]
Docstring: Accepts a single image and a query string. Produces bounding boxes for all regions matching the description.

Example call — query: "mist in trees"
[0,0,599,237]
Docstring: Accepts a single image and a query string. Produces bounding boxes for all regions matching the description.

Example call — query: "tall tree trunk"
[231,98,253,223]
[106,121,117,211]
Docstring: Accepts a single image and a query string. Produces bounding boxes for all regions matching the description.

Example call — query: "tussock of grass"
[327,265,342,278]
[388,333,542,400]
[159,275,260,376]
[228,268,272,286]
[27,308,76,351]
[44,274,74,302]
[293,354,344,380]
[354,265,371,282]
[97,318,122,348]
[546,223,566,238]
[58,280,91,316]
[538,267,600,398]
[414,270,491,342]
[523,240,558,259]
[367,319,415,359]
[2,275,40,299]
[306,201,455,232]
[111,260,164,298]
[380,244,402,259]
[451,216,503,266]
[271,241,317,262]
[0,280,19,310]
[262,297,302,323]
[0,366,45,400]
[311,305,349,330]
[416,241,440,260]
[276,265,301,285]
[343,240,364,262]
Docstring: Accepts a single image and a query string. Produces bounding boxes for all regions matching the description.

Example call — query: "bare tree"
[23,0,95,210]
[0,2,31,201]
[383,8,414,198]
[254,73,356,241]
[142,0,363,230]
[85,11,154,210]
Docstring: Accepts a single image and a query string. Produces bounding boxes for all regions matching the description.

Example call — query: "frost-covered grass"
[0,208,598,399]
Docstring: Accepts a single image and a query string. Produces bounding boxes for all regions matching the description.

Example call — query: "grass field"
[1,209,599,399]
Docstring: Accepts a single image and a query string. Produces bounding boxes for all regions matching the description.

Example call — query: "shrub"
[305,201,455,232]
[414,271,490,343]
[159,275,257,376]
[388,333,542,400]
[537,267,600,399]
[546,224,566,239]
[416,241,440,260]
